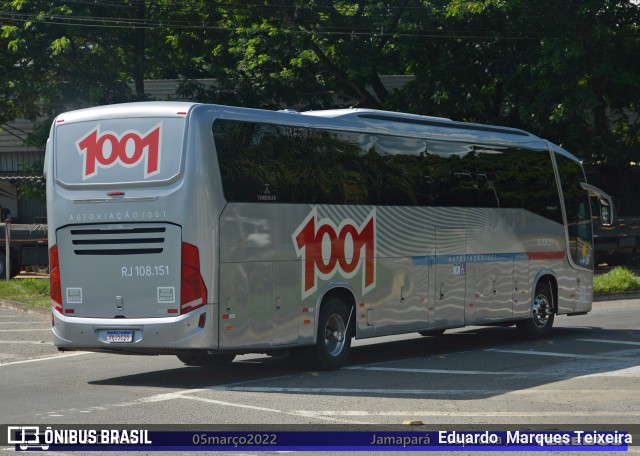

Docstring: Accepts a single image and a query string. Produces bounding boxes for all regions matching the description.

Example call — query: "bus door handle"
[276,296,282,310]
[400,286,405,302]
[492,280,497,295]
[439,282,445,300]
[225,298,231,312]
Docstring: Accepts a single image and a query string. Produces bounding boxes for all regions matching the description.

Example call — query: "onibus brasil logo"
[293,208,376,299]
[76,123,162,180]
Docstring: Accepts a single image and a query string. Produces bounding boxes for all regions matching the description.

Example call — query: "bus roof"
[56,102,547,148]
[54,101,197,124]
[300,108,539,144]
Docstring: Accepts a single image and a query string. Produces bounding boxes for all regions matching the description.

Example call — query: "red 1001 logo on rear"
[293,208,376,299]
[76,124,162,180]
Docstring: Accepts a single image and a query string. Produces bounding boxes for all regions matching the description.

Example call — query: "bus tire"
[517,281,555,339]
[177,353,235,367]
[310,298,352,371]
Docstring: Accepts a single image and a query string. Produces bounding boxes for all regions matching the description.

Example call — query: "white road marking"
[0,351,88,367]
[208,386,639,396]
[578,338,640,346]
[349,362,640,379]
[137,390,207,402]
[41,385,373,424]
[0,329,51,332]
[483,348,631,360]
[182,395,285,413]
[180,395,372,424]
[40,389,209,417]
[0,321,47,325]
[0,340,52,345]
[209,374,295,389]
[346,366,537,376]
[294,410,640,417]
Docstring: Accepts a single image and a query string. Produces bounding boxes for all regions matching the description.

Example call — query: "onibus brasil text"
[12,428,151,446]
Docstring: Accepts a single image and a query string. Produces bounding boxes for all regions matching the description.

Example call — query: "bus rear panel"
[48,103,218,352]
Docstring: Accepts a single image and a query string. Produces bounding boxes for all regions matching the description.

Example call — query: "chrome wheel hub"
[532,293,551,328]
[324,314,346,357]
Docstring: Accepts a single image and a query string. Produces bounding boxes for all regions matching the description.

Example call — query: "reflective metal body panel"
[45,101,596,355]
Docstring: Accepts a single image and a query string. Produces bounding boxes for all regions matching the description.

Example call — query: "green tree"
[395,0,640,162]
[1,0,640,167]
[176,1,416,108]
[0,1,138,127]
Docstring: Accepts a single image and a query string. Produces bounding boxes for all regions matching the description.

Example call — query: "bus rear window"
[55,117,185,186]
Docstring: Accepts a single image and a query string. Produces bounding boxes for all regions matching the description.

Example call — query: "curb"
[593,290,640,302]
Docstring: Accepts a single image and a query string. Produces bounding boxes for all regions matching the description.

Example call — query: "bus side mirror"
[600,203,612,226]
[581,183,614,226]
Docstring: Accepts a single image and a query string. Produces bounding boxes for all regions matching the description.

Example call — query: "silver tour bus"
[45,102,612,370]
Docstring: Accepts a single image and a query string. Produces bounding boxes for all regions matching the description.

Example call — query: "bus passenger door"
[434,229,466,328]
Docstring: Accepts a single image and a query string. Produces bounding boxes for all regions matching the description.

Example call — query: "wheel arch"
[532,270,558,315]
[312,282,357,344]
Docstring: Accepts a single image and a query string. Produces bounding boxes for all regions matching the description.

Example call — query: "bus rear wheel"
[309,298,352,371]
[177,353,236,367]
[517,281,555,339]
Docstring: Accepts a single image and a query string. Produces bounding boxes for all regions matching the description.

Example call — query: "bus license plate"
[106,330,133,343]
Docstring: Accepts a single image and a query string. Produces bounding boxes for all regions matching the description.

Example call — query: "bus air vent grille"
[69,226,166,256]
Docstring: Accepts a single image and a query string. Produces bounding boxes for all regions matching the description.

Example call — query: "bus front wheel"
[517,281,555,339]
[310,298,352,371]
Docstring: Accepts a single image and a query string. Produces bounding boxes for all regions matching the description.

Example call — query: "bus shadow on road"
[88,325,640,400]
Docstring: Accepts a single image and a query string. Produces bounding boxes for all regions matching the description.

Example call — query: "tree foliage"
[0,0,639,163]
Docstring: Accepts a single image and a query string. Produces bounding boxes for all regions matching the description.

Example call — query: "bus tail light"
[49,246,63,314]
[181,242,207,314]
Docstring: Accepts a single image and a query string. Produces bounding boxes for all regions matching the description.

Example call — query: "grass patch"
[594,266,640,293]
[0,278,50,308]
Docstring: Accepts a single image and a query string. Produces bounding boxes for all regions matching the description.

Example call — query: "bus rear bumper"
[51,303,219,352]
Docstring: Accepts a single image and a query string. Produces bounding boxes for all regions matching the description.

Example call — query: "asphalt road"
[0,299,639,455]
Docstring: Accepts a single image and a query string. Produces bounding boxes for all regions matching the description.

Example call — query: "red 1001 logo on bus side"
[76,124,162,180]
[293,208,376,299]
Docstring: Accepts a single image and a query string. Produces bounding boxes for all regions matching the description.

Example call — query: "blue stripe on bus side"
[411,252,538,266]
